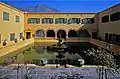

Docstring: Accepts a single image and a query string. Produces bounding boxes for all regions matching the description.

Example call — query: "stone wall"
[89,38,120,55]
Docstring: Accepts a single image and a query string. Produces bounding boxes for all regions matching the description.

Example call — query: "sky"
[0,0,120,12]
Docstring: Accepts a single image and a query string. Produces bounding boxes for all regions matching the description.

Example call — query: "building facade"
[0,2,120,45]
[0,2,24,46]
[24,12,97,39]
[98,3,120,44]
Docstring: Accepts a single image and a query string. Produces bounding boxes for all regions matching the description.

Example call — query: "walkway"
[0,39,34,57]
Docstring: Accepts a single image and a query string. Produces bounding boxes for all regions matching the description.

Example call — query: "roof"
[99,3,120,13]
[0,2,23,13]
[24,12,96,14]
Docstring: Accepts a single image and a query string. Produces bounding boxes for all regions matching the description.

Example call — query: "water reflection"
[31,45,83,66]
[34,45,82,60]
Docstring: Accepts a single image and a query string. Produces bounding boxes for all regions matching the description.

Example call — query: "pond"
[0,42,96,66]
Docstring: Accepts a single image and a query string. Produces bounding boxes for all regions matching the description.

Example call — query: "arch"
[36,30,45,37]
[57,30,66,39]
[77,29,91,37]
[68,30,77,37]
[47,30,55,37]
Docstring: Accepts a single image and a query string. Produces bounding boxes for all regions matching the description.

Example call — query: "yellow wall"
[98,4,120,40]
[0,2,24,45]
[24,13,97,37]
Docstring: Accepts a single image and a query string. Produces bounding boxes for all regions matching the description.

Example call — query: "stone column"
[55,32,57,39]
[66,31,68,38]
[44,31,47,38]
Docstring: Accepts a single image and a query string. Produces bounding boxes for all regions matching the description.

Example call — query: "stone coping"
[6,64,106,68]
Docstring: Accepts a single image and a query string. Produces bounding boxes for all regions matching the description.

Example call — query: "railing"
[35,37,90,42]
[35,37,56,40]
[65,37,89,42]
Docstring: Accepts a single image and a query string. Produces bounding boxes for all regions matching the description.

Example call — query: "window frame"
[42,18,53,24]
[110,12,120,21]
[20,33,23,39]
[3,12,9,21]
[16,15,20,23]
[10,33,15,41]
[28,18,40,24]
[101,15,109,23]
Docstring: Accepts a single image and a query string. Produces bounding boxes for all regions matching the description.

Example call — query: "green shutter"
[20,33,23,39]
[10,33,15,41]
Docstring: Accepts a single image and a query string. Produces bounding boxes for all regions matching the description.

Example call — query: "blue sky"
[0,0,120,12]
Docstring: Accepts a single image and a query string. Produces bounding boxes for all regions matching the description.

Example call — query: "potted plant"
[3,39,7,47]
[14,38,17,43]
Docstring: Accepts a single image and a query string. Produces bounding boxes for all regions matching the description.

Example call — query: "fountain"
[48,33,68,67]
[47,34,85,67]
[49,38,68,52]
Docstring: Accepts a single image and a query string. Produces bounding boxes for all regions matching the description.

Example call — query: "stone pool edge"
[0,38,34,57]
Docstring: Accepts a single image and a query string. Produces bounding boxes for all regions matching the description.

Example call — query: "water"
[1,42,95,65]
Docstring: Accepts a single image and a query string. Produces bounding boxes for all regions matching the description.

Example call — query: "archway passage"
[68,30,77,37]
[78,29,91,37]
[25,29,32,39]
[57,30,66,39]
[47,30,55,37]
[36,30,45,37]
[26,32,31,39]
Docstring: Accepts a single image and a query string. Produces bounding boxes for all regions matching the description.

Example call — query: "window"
[10,33,15,41]
[82,18,94,24]
[102,15,109,23]
[82,18,90,24]
[3,12,9,21]
[20,33,23,39]
[16,16,20,22]
[55,18,67,24]
[110,12,120,21]
[28,18,40,24]
[42,18,53,24]
[90,18,95,23]
[68,18,80,24]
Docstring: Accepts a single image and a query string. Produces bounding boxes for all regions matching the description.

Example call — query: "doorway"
[26,32,31,39]
[105,33,108,41]
[57,30,66,39]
